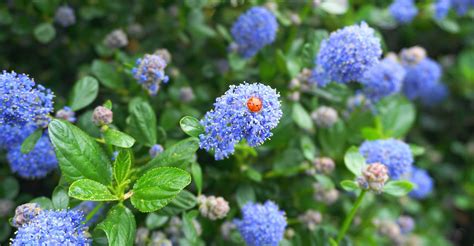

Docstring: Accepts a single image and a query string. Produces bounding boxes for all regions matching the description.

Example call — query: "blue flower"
[314,22,382,85]
[54,5,76,27]
[360,58,406,101]
[234,201,287,246]
[74,201,104,226]
[402,58,442,100]
[434,0,452,20]
[0,124,36,150]
[7,134,58,179]
[199,83,282,160]
[359,139,413,180]
[12,203,42,228]
[452,0,473,15]
[419,82,448,107]
[11,209,90,245]
[149,144,164,158]
[231,7,278,58]
[132,53,169,96]
[408,167,434,199]
[389,0,418,24]
[0,71,54,126]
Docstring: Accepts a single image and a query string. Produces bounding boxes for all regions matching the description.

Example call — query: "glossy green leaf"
[180,116,204,137]
[30,197,53,210]
[114,149,132,184]
[383,180,415,197]
[20,129,42,154]
[131,167,192,212]
[48,119,112,184]
[292,103,314,132]
[103,128,135,148]
[96,204,136,246]
[377,96,416,138]
[191,163,203,195]
[69,76,99,111]
[91,60,124,89]
[340,180,359,192]
[157,190,197,216]
[410,144,426,156]
[128,101,157,147]
[344,146,365,176]
[69,179,118,201]
[52,186,69,209]
[145,213,168,230]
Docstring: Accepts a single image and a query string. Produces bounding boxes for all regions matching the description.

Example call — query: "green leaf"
[182,211,199,242]
[52,186,69,209]
[377,96,416,138]
[383,180,415,197]
[69,76,99,111]
[157,190,197,216]
[131,167,192,212]
[301,135,317,161]
[103,128,135,148]
[236,184,256,208]
[340,180,359,191]
[318,121,346,158]
[96,204,136,246]
[145,213,168,230]
[410,144,425,156]
[320,0,349,15]
[91,60,124,89]
[191,163,203,195]
[30,197,53,209]
[180,116,204,137]
[20,129,42,154]
[128,101,157,147]
[114,149,132,184]
[0,177,19,200]
[69,179,118,201]
[140,138,199,173]
[48,119,112,185]
[228,52,246,71]
[244,167,262,183]
[344,146,366,176]
[34,23,56,43]
[292,103,314,132]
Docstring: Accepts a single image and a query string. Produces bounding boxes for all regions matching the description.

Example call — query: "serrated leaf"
[20,129,42,154]
[140,138,199,173]
[96,204,136,246]
[292,103,314,132]
[69,179,118,201]
[157,190,197,216]
[69,76,99,111]
[52,186,69,209]
[91,60,124,89]
[48,119,112,185]
[114,149,132,184]
[340,180,359,191]
[383,180,414,197]
[131,167,192,212]
[344,146,366,176]
[128,101,157,147]
[180,116,204,137]
[103,128,135,148]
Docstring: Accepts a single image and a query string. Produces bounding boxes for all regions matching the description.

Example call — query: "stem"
[85,202,104,223]
[336,190,367,244]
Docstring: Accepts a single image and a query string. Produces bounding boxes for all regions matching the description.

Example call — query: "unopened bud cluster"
[197,195,230,220]
[357,163,389,193]
[400,46,426,65]
[313,183,339,205]
[298,210,322,231]
[92,106,113,126]
[104,29,128,49]
[287,68,313,102]
[311,106,339,128]
[55,106,76,123]
[12,203,42,227]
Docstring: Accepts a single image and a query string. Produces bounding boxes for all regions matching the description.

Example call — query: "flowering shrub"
[0,1,473,245]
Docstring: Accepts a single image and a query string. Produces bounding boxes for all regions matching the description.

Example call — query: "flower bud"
[180,87,195,103]
[12,203,42,227]
[0,199,14,217]
[154,49,172,64]
[127,23,144,39]
[135,227,149,246]
[150,231,172,246]
[220,221,236,240]
[288,91,300,102]
[104,29,128,49]
[397,215,415,234]
[311,106,338,128]
[285,228,296,239]
[149,144,164,158]
[54,5,76,27]
[313,183,339,204]
[373,219,402,242]
[313,157,335,174]
[298,210,322,231]
[400,46,427,65]
[55,106,76,123]
[197,195,230,220]
[92,106,113,126]
[357,163,389,193]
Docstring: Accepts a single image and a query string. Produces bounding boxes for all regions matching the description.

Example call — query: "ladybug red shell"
[247,96,262,112]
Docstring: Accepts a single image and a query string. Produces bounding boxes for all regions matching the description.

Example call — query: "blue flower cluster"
[434,0,452,20]
[408,167,434,199]
[313,22,382,85]
[132,53,169,96]
[360,58,406,101]
[0,71,54,126]
[55,106,76,123]
[359,139,413,180]
[7,134,58,179]
[452,0,474,15]
[54,5,76,27]
[231,7,278,58]
[74,201,104,226]
[419,82,449,107]
[389,0,418,24]
[11,209,90,245]
[149,144,164,158]
[234,201,287,246]
[199,83,282,160]
[402,58,442,100]
[0,123,36,150]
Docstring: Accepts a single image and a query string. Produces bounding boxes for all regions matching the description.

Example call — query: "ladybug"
[247,96,262,112]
